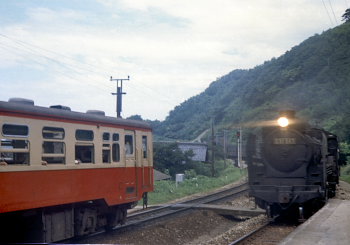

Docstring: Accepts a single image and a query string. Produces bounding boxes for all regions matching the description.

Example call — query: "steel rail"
[228,221,269,245]
[228,215,280,245]
[124,182,248,227]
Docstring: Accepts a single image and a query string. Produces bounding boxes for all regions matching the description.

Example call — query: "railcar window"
[2,124,28,136]
[113,133,119,141]
[75,130,94,141]
[43,142,64,154]
[43,127,65,139]
[75,145,94,163]
[125,135,134,155]
[102,132,111,163]
[103,143,111,163]
[103,132,110,141]
[112,143,120,162]
[42,141,65,164]
[0,139,29,164]
[110,133,120,162]
[142,136,147,158]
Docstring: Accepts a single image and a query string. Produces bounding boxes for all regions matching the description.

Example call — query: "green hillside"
[152,22,350,142]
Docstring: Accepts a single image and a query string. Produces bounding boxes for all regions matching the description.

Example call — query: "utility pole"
[237,127,242,170]
[211,118,215,177]
[237,128,240,168]
[223,130,227,168]
[110,76,130,118]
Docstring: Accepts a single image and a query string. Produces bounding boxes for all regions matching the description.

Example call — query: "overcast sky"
[0,0,348,120]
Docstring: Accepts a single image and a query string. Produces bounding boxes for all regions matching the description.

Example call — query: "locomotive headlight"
[277,117,289,127]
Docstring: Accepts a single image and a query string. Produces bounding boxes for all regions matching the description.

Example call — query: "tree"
[342,8,350,22]
[127,114,143,121]
[153,143,194,178]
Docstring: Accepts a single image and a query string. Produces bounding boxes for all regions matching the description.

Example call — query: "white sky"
[0,0,348,120]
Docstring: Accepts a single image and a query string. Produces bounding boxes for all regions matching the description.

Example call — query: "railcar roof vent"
[50,105,71,111]
[86,110,105,116]
[8,98,35,106]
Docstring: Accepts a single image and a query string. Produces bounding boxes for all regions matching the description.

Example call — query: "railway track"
[126,182,249,227]
[67,182,249,243]
[228,217,297,245]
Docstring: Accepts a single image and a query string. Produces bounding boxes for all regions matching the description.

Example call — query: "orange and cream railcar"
[0,98,153,243]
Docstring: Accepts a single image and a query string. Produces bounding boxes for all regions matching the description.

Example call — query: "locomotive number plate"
[273,138,296,144]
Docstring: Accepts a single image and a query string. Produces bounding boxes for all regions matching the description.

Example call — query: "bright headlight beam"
[277,117,289,127]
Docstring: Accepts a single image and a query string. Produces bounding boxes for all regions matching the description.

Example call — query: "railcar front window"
[2,124,28,136]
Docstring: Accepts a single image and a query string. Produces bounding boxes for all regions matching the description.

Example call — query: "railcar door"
[124,131,138,199]
[141,134,152,189]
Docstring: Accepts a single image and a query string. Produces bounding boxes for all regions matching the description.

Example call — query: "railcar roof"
[0,100,152,131]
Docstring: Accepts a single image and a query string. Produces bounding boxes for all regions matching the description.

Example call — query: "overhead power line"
[0,33,178,107]
[322,0,335,26]
[328,0,339,25]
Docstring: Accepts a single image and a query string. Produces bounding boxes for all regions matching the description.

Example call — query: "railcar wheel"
[105,206,128,230]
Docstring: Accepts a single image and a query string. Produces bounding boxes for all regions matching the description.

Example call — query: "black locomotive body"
[247,111,340,218]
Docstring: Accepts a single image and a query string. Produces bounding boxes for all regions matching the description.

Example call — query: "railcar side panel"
[0,167,153,213]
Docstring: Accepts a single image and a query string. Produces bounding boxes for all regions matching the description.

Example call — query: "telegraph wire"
[0,33,109,80]
[322,0,335,26]
[0,34,180,107]
[0,33,178,107]
[328,0,338,24]
[0,41,112,94]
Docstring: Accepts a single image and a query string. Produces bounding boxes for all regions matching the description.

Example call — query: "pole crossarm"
[110,75,130,118]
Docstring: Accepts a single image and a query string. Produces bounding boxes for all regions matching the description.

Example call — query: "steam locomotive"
[246,110,340,219]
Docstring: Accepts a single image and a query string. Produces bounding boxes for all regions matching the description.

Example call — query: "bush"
[341,165,350,184]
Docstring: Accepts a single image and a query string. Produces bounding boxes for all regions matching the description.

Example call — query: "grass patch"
[340,165,350,183]
[148,165,246,205]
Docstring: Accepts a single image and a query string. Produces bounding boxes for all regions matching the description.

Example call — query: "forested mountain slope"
[152,22,350,142]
